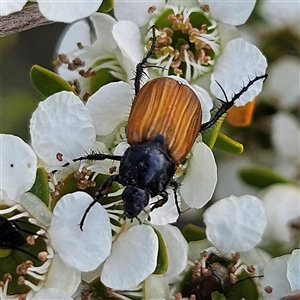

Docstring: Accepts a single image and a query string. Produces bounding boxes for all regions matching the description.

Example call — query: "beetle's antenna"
[215,80,229,103]
[134,25,157,95]
[200,74,268,131]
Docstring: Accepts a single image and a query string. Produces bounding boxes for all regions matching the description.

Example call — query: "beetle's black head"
[122,186,150,219]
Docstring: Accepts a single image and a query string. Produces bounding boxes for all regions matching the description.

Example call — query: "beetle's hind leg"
[150,181,181,215]
[150,190,169,212]
[200,74,268,131]
[170,179,181,215]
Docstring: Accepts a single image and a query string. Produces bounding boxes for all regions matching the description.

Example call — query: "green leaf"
[239,166,290,189]
[211,292,226,300]
[29,167,49,206]
[153,228,168,274]
[182,223,206,242]
[30,65,76,97]
[214,132,244,154]
[89,66,120,94]
[98,0,114,12]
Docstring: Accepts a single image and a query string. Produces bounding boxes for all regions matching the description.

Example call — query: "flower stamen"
[147,5,220,81]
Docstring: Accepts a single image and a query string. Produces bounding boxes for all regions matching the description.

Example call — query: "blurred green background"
[0,22,66,142]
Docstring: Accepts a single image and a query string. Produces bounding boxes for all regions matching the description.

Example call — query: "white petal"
[239,247,271,274]
[145,275,169,300]
[37,1,101,23]
[204,195,267,252]
[86,82,133,135]
[114,0,165,27]
[211,38,267,106]
[260,184,300,245]
[260,0,300,27]
[154,224,188,276]
[90,13,118,52]
[45,254,80,295]
[0,0,26,16]
[49,192,111,272]
[18,192,52,228]
[287,249,300,290]
[0,134,37,201]
[180,142,217,209]
[149,189,181,225]
[271,112,300,159]
[201,0,255,25]
[260,255,291,299]
[30,91,95,166]
[188,239,213,261]
[101,225,158,290]
[192,84,213,123]
[113,20,144,63]
[114,142,130,156]
[262,56,300,109]
[56,20,92,81]
[56,20,91,55]
[31,287,72,300]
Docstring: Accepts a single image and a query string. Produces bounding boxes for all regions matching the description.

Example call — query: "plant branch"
[0,4,54,38]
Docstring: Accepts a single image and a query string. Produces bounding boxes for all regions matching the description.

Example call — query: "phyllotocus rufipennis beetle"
[0,215,44,260]
[73,28,267,230]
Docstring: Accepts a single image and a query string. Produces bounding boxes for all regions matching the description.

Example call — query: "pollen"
[16,261,33,275]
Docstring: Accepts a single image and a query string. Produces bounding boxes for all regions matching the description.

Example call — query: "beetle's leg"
[200,74,268,131]
[170,179,181,214]
[79,174,119,231]
[63,152,123,167]
[134,25,157,96]
[150,190,169,211]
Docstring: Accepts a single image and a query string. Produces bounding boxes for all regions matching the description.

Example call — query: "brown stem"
[0,4,54,38]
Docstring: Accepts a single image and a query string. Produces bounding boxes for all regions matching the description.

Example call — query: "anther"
[264,286,273,293]
[16,261,33,275]
[147,5,156,14]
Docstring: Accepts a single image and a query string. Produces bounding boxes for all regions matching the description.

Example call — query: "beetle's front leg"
[79,174,119,231]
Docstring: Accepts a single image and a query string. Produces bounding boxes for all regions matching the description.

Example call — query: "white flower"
[49,193,188,291]
[30,91,96,167]
[0,195,80,300]
[142,194,269,299]
[260,249,300,299]
[203,194,267,253]
[0,134,37,203]
[259,184,300,251]
[1,0,103,23]
[55,13,143,99]
[262,56,300,111]
[113,0,267,105]
[0,135,81,299]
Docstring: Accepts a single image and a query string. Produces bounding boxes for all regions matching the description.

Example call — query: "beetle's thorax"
[118,135,176,197]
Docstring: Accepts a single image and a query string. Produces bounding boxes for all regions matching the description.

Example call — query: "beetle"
[181,252,262,300]
[0,215,43,260]
[73,28,267,230]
